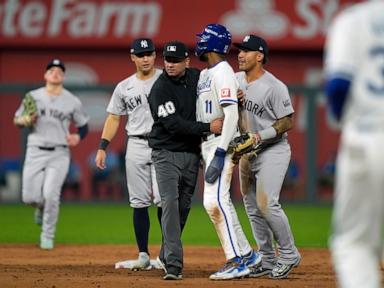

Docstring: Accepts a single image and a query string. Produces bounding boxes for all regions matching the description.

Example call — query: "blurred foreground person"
[324,1,384,287]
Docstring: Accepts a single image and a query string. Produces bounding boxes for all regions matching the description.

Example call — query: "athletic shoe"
[209,256,250,280]
[163,273,182,280]
[40,237,53,250]
[34,207,43,226]
[114,252,151,270]
[269,256,301,279]
[249,265,272,278]
[155,256,167,273]
[163,267,182,280]
[242,250,262,268]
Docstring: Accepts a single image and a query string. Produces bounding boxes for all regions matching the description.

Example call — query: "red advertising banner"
[0,0,362,49]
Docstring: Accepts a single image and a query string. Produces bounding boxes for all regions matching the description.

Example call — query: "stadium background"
[0,0,360,204]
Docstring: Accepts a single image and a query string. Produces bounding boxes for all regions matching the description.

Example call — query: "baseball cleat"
[40,237,53,250]
[34,207,43,226]
[115,252,152,270]
[242,250,262,268]
[249,265,272,278]
[269,255,301,279]
[152,256,166,271]
[163,273,182,280]
[209,256,250,280]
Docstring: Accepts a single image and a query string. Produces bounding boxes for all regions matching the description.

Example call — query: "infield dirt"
[1,244,337,287]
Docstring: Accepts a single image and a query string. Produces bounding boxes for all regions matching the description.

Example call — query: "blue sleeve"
[325,77,351,121]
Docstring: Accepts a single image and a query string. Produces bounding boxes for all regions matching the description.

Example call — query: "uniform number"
[157,101,176,117]
[367,46,384,95]
[205,100,212,114]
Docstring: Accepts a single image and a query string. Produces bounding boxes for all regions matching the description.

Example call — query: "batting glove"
[205,148,226,184]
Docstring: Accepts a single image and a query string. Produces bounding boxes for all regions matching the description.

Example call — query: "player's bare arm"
[272,114,294,135]
[95,113,121,169]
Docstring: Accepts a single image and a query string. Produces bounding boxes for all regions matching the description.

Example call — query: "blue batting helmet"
[195,24,232,57]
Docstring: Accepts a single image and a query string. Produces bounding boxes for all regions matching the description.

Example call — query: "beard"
[198,54,208,62]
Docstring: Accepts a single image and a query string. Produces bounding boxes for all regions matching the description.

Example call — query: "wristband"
[258,127,277,141]
[99,138,110,150]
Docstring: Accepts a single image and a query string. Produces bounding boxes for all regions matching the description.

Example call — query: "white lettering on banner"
[222,0,345,40]
[293,0,339,38]
[0,0,161,38]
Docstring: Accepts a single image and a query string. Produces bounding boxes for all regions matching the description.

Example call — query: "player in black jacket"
[148,40,222,280]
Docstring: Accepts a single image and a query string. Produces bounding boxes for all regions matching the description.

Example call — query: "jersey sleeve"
[149,84,210,136]
[270,83,294,119]
[106,83,127,115]
[325,10,357,81]
[214,66,239,106]
[72,97,89,127]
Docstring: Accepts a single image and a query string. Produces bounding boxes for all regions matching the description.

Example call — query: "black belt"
[130,134,150,140]
[38,145,68,151]
[202,133,221,142]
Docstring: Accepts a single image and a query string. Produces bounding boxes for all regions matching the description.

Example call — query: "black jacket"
[148,68,210,153]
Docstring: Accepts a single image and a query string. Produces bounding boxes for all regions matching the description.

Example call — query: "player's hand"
[66,134,80,147]
[210,118,223,134]
[205,148,226,184]
[237,89,245,107]
[252,132,261,145]
[95,149,107,169]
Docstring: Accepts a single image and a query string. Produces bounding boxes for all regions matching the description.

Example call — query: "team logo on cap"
[52,59,61,65]
[243,35,250,42]
[141,40,148,48]
[167,46,177,52]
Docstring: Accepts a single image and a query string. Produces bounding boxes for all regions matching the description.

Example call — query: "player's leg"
[256,145,300,279]
[239,155,274,275]
[152,149,183,278]
[332,129,384,288]
[21,147,46,207]
[178,152,199,232]
[41,148,70,249]
[202,140,250,280]
[120,139,153,270]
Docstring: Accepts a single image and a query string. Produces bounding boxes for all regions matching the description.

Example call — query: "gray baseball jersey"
[15,87,89,242]
[236,70,293,136]
[106,69,162,208]
[236,70,300,268]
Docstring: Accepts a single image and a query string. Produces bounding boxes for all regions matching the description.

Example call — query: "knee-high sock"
[133,207,149,254]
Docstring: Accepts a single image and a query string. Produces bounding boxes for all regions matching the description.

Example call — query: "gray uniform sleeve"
[107,83,126,115]
[270,83,294,119]
[72,97,89,127]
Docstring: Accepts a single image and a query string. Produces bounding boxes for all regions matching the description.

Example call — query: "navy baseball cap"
[234,35,268,63]
[130,38,155,55]
[163,41,189,59]
[46,58,66,72]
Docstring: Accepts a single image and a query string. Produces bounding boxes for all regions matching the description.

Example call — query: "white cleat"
[40,237,53,250]
[115,252,152,270]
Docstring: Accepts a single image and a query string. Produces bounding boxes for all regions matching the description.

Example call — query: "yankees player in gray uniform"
[234,35,301,279]
[14,59,89,250]
[95,38,162,270]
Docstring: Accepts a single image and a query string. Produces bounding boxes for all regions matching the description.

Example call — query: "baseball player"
[325,1,384,287]
[234,35,301,279]
[14,59,89,250]
[195,24,261,280]
[95,38,162,270]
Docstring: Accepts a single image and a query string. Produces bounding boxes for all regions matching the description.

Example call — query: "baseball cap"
[234,35,269,63]
[163,41,189,59]
[46,58,66,72]
[130,38,155,55]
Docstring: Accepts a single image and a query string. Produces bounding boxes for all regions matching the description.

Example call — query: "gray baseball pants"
[152,149,199,273]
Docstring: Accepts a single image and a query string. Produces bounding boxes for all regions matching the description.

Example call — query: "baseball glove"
[22,93,37,127]
[229,133,259,154]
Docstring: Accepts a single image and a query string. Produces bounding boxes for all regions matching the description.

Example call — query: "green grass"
[0,203,333,247]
